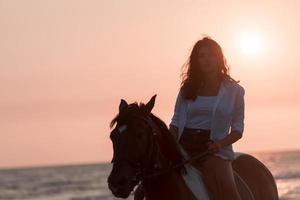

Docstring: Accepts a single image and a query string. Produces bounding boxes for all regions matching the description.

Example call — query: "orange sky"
[1,0,300,168]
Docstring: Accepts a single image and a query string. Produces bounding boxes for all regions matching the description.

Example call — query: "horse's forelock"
[110,102,144,129]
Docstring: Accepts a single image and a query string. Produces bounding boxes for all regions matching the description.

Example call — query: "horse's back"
[232,152,279,200]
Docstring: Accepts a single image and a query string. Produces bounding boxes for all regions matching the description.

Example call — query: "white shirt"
[169,79,245,160]
[185,96,217,130]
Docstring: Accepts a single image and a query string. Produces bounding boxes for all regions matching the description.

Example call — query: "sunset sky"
[1,0,300,169]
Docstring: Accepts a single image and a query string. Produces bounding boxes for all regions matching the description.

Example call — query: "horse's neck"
[144,120,196,199]
[143,171,197,200]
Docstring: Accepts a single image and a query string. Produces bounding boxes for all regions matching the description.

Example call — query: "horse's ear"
[119,99,128,113]
[145,94,157,114]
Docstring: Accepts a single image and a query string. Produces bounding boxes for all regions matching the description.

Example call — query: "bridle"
[111,114,210,182]
[110,114,169,181]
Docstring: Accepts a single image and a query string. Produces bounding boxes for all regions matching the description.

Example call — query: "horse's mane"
[149,113,186,171]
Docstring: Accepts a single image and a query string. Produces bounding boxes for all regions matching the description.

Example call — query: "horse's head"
[107,95,157,198]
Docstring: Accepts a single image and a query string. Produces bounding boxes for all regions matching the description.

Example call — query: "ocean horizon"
[1,149,299,200]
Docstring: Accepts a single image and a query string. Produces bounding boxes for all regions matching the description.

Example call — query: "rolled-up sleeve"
[169,90,182,128]
[231,87,245,134]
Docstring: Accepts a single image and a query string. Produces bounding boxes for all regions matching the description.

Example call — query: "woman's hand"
[207,141,222,153]
[206,131,243,154]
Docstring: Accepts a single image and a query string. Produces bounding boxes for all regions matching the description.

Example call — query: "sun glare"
[238,32,265,56]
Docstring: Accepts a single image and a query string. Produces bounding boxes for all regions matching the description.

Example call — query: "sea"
[0,150,299,200]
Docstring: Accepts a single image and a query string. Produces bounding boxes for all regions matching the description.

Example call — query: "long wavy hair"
[180,36,239,101]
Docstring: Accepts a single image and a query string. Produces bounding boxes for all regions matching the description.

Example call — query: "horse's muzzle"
[108,181,131,198]
[108,172,137,198]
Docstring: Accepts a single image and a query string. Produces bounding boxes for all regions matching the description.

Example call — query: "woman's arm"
[208,130,242,153]
[169,89,183,140]
[208,87,245,153]
[230,87,245,135]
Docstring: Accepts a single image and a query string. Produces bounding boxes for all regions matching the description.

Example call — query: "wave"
[275,171,300,180]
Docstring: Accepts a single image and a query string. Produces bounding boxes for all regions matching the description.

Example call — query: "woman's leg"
[197,155,241,200]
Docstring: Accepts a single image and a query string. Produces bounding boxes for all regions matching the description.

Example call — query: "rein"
[111,114,210,182]
[139,117,210,180]
[141,150,210,179]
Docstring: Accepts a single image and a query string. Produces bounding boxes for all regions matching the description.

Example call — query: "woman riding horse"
[108,96,278,200]
[168,36,245,200]
[108,36,279,200]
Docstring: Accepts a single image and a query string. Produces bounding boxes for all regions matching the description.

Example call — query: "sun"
[238,32,265,56]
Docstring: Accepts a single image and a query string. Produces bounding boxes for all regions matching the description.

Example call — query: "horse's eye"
[135,131,144,139]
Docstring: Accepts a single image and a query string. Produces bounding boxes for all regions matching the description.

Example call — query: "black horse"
[107,95,279,200]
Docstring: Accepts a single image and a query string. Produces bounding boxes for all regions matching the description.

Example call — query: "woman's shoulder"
[224,79,245,93]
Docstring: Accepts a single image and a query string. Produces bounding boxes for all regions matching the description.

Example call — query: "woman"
[169,36,245,200]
